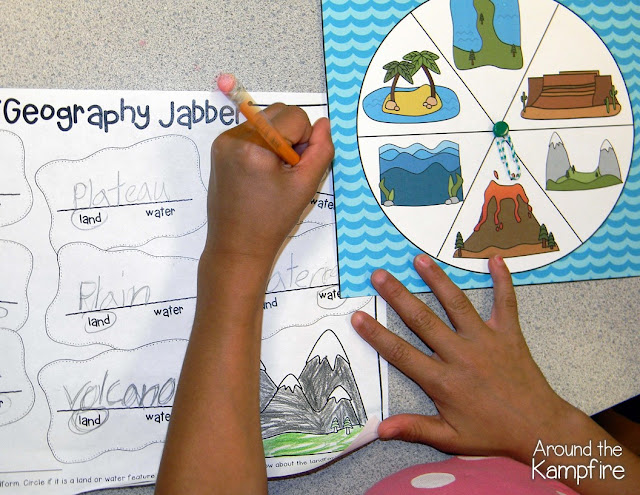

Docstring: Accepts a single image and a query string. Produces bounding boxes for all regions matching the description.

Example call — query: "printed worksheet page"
[0,88,387,493]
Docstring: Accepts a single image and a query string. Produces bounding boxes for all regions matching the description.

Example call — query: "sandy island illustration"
[382,50,443,115]
[362,49,460,123]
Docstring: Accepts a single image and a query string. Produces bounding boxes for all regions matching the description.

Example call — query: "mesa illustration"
[521,70,621,120]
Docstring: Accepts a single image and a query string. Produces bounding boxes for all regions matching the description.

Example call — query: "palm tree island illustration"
[454,177,560,259]
[383,51,443,116]
[362,49,460,123]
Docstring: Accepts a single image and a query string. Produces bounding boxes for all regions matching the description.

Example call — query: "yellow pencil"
[217,73,301,166]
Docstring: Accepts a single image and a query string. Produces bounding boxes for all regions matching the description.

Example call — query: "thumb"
[296,117,334,177]
[378,414,456,448]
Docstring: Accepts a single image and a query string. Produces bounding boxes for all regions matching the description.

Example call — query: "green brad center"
[493,121,509,137]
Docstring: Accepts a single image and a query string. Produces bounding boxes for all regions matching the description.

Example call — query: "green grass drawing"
[263,426,364,458]
[547,169,622,191]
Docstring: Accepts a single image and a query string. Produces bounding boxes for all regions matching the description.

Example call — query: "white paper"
[0,88,387,493]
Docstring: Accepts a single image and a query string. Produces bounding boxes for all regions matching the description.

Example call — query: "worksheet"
[322,0,640,297]
[0,88,387,493]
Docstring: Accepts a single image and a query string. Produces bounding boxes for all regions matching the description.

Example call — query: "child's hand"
[205,104,334,265]
[351,255,572,464]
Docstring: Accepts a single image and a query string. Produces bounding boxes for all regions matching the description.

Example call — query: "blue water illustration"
[451,0,521,50]
[451,0,483,52]
[493,0,522,45]
[362,86,460,123]
[380,142,462,206]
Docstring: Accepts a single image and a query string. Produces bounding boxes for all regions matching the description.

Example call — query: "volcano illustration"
[454,180,560,259]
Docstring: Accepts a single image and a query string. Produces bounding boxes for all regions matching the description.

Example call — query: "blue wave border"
[322,0,640,297]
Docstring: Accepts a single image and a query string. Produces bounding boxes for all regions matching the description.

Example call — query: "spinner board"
[322,0,639,297]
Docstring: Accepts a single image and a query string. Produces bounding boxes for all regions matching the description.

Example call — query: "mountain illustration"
[259,330,367,440]
[299,329,367,424]
[260,374,322,438]
[546,133,571,183]
[259,361,277,411]
[454,180,560,259]
[319,386,359,433]
[546,134,622,191]
[379,141,463,206]
[598,140,622,179]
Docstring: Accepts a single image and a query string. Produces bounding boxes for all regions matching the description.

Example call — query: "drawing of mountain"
[299,330,367,425]
[598,140,622,179]
[319,386,359,432]
[379,142,463,206]
[260,374,321,439]
[259,330,367,440]
[546,136,623,191]
[546,133,571,183]
[259,361,277,411]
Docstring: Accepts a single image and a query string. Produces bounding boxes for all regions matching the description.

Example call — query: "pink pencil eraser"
[217,73,237,95]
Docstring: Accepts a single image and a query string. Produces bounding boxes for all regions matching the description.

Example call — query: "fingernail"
[493,255,505,265]
[350,311,365,327]
[415,254,433,268]
[370,269,388,287]
[293,142,309,155]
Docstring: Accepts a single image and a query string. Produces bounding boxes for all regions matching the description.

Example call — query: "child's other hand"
[351,255,572,464]
[206,104,334,264]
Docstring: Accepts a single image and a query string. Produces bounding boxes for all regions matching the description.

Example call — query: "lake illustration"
[379,141,463,206]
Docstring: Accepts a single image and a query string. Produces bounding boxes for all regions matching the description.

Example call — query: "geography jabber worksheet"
[0,88,387,493]
[323,0,639,297]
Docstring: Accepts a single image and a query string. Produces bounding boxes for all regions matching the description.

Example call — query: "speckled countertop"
[1,1,638,494]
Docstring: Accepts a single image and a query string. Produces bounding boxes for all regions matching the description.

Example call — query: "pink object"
[366,456,579,494]
[217,73,237,94]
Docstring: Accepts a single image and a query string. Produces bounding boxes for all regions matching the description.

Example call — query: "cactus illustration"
[521,91,528,113]
[605,96,610,114]
[610,85,618,110]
